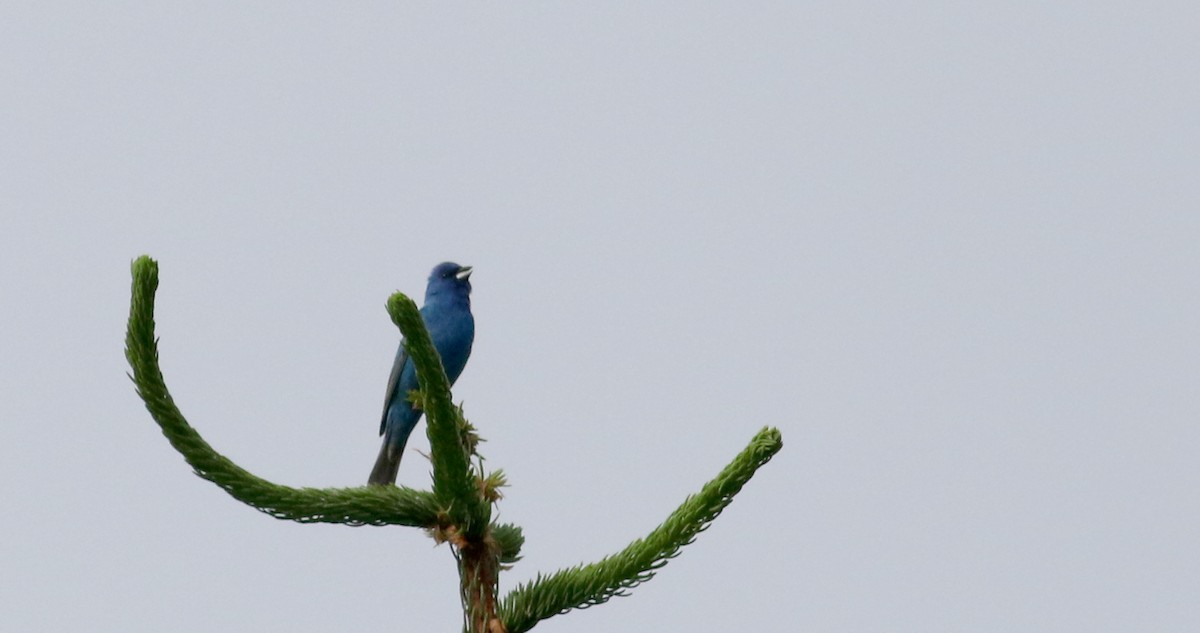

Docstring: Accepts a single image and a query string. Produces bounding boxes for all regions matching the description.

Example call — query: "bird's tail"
[368,437,403,486]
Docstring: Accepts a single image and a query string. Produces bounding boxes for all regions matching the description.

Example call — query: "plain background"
[2,3,1197,631]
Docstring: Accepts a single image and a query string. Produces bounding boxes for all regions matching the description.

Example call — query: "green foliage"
[126,255,782,632]
[493,522,526,565]
[125,256,440,527]
[386,292,491,538]
[499,427,782,633]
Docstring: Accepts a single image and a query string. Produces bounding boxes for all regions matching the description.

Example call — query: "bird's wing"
[379,343,408,435]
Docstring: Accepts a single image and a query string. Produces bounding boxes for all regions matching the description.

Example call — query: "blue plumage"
[368,262,475,485]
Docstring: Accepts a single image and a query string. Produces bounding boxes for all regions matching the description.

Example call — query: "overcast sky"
[2,3,1197,632]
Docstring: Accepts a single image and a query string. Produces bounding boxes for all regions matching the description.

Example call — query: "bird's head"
[425,261,473,301]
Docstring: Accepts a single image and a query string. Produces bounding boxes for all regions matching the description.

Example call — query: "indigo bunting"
[368,262,475,485]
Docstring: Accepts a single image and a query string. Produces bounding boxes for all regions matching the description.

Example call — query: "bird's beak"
[455,266,473,280]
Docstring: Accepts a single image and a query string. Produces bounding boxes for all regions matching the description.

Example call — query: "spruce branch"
[498,426,783,633]
[127,255,782,633]
[125,255,439,527]
[385,293,491,538]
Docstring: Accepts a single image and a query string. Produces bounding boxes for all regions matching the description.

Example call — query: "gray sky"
[2,3,1197,632]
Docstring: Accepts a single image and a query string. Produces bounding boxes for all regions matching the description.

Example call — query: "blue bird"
[368,262,475,486]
